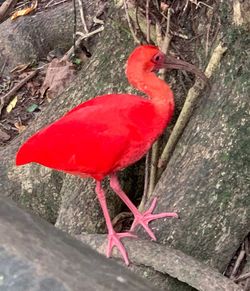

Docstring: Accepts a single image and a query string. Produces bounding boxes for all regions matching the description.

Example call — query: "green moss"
[220,152,229,162]
[217,190,231,206]
[219,6,250,92]
[219,2,230,26]
[19,191,32,207]
[110,18,132,37]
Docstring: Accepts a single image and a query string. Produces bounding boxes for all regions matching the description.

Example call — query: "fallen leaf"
[27,103,39,113]
[10,63,31,74]
[0,128,10,141]
[40,58,76,99]
[26,78,41,96]
[11,0,38,20]
[14,122,26,133]
[6,96,18,113]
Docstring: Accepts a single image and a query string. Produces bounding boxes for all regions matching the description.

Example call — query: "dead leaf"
[0,128,10,141]
[26,78,42,96]
[11,0,38,20]
[10,63,31,74]
[40,58,76,99]
[14,122,26,133]
[18,71,32,79]
[6,96,18,113]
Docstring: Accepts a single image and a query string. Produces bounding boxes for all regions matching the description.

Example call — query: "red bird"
[16,45,204,265]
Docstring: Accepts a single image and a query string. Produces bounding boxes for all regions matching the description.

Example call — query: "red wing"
[16,94,157,178]
[16,109,129,176]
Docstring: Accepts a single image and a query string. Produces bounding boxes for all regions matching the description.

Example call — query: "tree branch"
[158,42,227,168]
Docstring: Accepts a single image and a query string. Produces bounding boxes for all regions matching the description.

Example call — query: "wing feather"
[16,94,156,177]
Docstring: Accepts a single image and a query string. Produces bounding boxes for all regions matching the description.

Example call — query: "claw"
[106,232,137,265]
[130,198,178,240]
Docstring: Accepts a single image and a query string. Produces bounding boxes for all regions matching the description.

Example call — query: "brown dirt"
[0,67,47,146]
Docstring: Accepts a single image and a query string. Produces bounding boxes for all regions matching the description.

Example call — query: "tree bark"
[78,234,242,291]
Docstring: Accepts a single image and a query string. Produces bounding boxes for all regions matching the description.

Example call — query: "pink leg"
[110,174,178,241]
[95,181,136,265]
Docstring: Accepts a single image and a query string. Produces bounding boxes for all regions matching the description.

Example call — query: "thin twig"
[0,70,38,116]
[183,0,189,14]
[141,14,161,211]
[75,27,103,37]
[147,142,158,198]
[45,0,54,8]
[44,0,68,9]
[0,0,18,22]
[123,0,140,44]
[166,8,171,36]
[234,272,250,283]
[77,0,89,33]
[139,153,150,212]
[73,0,77,56]
[244,236,249,255]
[15,1,30,10]
[0,59,7,77]
[190,0,213,10]
[158,42,227,168]
[62,26,104,61]
[146,8,172,201]
[146,0,150,42]
[93,16,104,25]
[230,249,246,279]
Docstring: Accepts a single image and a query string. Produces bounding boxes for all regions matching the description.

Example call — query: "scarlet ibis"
[16,45,206,265]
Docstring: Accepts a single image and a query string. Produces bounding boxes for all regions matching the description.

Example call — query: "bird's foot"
[130,198,178,241]
[107,231,137,265]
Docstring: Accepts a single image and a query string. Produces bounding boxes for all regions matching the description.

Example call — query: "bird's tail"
[16,139,35,165]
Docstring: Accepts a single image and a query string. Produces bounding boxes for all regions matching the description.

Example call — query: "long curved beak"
[164,55,208,83]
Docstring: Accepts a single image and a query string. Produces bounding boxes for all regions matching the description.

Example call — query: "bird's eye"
[153,54,162,63]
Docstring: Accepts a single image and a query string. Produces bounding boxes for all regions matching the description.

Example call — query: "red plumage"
[16,45,179,265]
[16,94,170,180]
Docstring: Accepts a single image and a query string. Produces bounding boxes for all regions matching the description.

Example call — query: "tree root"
[77,234,243,291]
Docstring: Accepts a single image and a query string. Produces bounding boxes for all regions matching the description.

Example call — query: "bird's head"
[126,45,207,83]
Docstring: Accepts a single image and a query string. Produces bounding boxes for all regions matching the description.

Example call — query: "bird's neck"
[128,71,174,119]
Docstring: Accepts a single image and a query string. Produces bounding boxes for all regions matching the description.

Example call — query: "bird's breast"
[113,116,166,171]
